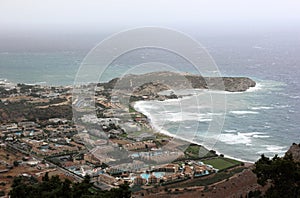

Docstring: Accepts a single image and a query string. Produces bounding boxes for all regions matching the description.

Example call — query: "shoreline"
[132,99,255,164]
[1,75,257,163]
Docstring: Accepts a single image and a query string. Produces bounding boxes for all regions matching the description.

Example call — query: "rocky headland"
[99,71,256,100]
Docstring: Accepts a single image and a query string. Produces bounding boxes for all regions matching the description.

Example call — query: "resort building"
[134,175,146,185]
[98,173,118,185]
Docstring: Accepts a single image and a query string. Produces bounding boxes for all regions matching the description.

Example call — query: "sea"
[0,31,300,162]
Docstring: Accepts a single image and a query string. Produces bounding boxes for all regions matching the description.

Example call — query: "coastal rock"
[222,77,256,92]
[286,143,300,162]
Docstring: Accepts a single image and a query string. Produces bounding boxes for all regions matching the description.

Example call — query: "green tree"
[253,154,300,198]
[10,174,131,198]
[72,175,92,198]
[42,172,49,182]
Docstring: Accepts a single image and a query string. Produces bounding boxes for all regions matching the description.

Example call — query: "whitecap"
[273,104,291,109]
[218,132,266,145]
[252,135,270,138]
[218,132,252,145]
[35,81,47,85]
[256,145,287,155]
[198,118,213,122]
[289,95,300,99]
[224,129,237,133]
[230,111,259,115]
[250,106,273,110]
[241,132,266,136]
[246,83,263,92]
[165,112,213,122]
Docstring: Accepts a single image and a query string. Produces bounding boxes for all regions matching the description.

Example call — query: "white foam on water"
[289,95,300,99]
[266,145,287,153]
[35,81,47,85]
[224,129,237,133]
[205,90,241,95]
[256,145,287,155]
[250,106,274,110]
[273,104,291,109]
[230,110,259,115]
[218,132,267,145]
[199,118,213,122]
[252,135,270,138]
[152,111,222,122]
[133,101,155,121]
[132,82,285,163]
[218,133,252,145]
[246,83,263,92]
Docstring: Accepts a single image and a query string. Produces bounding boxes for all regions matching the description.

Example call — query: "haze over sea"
[1,31,300,162]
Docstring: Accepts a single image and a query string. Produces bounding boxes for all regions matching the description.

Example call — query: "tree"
[13,161,19,167]
[248,190,262,198]
[253,154,300,198]
[72,175,92,198]
[42,172,49,182]
[10,174,131,198]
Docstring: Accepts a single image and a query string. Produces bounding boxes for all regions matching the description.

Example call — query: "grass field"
[182,144,218,159]
[202,157,241,170]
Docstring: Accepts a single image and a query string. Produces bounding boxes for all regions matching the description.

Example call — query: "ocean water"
[134,81,292,162]
[1,33,300,162]
[0,51,84,85]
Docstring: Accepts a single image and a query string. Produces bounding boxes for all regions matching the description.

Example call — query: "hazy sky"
[1,0,300,33]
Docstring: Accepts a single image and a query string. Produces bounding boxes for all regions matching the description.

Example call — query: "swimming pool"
[140,172,165,180]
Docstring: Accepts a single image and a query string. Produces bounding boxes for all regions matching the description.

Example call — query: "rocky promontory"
[100,71,256,97]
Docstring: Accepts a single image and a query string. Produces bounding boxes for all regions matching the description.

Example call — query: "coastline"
[132,98,255,164]
[1,76,257,163]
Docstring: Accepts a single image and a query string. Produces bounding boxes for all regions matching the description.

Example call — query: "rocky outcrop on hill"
[286,143,300,162]
[133,82,170,96]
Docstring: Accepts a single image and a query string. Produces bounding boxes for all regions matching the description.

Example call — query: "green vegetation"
[181,144,218,160]
[0,100,72,123]
[119,133,128,138]
[185,144,200,156]
[0,191,5,196]
[155,133,170,140]
[0,87,17,97]
[128,104,137,113]
[253,154,300,198]
[9,174,131,198]
[202,157,240,170]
